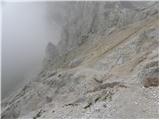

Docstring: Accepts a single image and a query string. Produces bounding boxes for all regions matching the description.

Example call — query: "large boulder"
[139,60,159,88]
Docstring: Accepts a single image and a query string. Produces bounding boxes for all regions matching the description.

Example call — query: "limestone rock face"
[1,1,159,119]
[54,1,158,55]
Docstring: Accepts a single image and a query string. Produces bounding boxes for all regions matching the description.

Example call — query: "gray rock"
[2,1,158,119]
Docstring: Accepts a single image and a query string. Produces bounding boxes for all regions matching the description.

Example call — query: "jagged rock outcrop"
[43,42,59,70]
[45,42,58,60]
[1,1,159,119]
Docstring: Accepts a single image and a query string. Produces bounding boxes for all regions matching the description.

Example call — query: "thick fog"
[2,2,61,99]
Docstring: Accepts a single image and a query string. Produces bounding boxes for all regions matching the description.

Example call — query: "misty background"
[2,2,61,99]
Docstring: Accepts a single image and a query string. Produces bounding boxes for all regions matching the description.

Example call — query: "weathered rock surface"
[1,1,159,119]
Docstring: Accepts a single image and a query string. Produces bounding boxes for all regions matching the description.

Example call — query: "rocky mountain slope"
[1,1,159,119]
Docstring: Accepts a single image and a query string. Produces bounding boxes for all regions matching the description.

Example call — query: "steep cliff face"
[56,1,158,53]
[44,1,158,69]
[1,1,159,119]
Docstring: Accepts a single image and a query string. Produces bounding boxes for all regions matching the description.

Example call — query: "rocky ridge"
[1,1,159,119]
